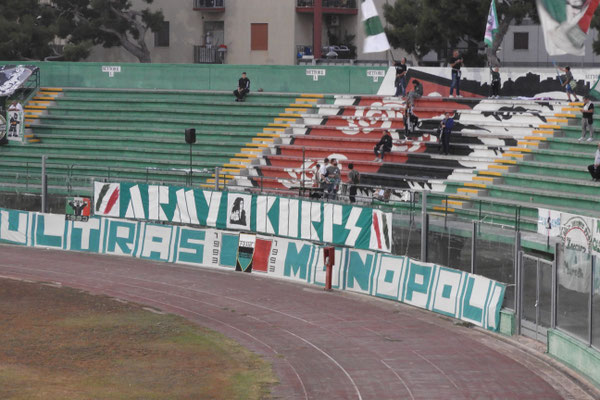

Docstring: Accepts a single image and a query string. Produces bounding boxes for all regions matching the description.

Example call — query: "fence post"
[41,155,47,213]
[471,221,477,274]
[589,255,594,346]
[551,241,558,329]
[420,191,428,262]
[515,231,522,335]
[215,167,220,191]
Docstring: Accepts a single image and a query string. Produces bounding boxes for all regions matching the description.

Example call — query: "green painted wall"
[10,62,387,94]
[548,329,600,388]
[499,309,515,337]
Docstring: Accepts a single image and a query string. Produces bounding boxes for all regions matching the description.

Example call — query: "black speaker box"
[185,128,196,144]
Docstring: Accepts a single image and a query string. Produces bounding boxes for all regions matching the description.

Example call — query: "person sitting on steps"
[374,130,393,162]
[234,72,250,102]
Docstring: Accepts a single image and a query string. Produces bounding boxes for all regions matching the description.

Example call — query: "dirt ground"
[0,278,276,400]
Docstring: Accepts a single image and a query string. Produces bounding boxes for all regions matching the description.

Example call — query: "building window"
[513,32,528,50]
[251,23,268,51]
[154,21,170,47]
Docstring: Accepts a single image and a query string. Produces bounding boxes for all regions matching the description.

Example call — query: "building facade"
[87,0,406,65]
[87,0,600,67]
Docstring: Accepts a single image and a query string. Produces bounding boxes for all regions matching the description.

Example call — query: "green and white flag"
[362,0,390,53]
[537,0,600,56]
[484,0,499,47]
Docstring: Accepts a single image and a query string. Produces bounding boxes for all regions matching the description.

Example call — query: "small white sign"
[367,70,386,82]
[306,69,326,81]
[102,66,122,78]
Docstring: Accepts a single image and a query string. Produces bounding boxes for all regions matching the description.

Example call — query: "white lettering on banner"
[72,219,101,251]
[373,255,406,300]
[367,70,386,82]
[125,185,146,220]
[173,189,192,224]
[102,66,121,77]
[140,224,173,261]
[344,207,363,247]
[306,69,326,81]
[0,210,28,244]
[206,191,221,227]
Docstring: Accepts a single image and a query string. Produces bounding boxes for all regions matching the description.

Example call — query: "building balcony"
[193,0,225,12]
[296,0,358,15]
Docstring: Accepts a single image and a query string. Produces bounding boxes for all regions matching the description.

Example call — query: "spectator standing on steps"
[580,95,595,141]
[325,158,341,200]
[490,66,501,98]
[234,72,250,102]
[588,142,600,181]
[439,112,455,155]
[559,66,579,102]
[394,58,408,97]
[449,50,463,98]
[374,130,393,162]
[319,158,330,194]
[347,163,360,203]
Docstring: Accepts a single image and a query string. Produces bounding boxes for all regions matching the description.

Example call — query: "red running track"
[0,245,597,400]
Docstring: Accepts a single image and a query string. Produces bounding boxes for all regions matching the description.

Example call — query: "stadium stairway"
[432,99,600,229]
[1,87,333,196]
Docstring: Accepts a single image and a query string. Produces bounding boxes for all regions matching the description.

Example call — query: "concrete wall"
[548,329,600,388]
[21,61,388,94]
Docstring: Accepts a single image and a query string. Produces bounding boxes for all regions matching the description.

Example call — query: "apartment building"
[88,0,404,65]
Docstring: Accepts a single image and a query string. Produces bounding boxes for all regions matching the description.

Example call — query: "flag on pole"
[484,0,499,47]
[362,0,391,53]
[537,0,600,56]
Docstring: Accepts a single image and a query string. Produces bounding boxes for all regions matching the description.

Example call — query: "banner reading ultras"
[93,182,393,252]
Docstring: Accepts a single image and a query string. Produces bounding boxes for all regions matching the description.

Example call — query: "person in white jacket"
[588,142,600,181]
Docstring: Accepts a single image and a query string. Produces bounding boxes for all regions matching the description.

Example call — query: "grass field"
[0,278,276,400]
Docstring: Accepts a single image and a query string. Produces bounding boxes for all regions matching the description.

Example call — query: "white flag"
[362,0,390,53]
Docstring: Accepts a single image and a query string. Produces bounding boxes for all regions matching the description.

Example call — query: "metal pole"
[214,167,220,190]
[515,231,522,335]
[189,143,193,186]
[589,255,594,346]
[551,242,558,329]
[41,155,47,213]
[302,146,306,193]
[420,191,428,262]
[471,221,477,274]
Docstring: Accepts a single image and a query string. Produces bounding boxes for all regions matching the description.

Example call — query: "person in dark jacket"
[394,58,408,97]
[234,72,250,101]
[439,112,455,155]
[407,80,423,105]
[374,130,393,162]
[490,66,501,98]
[347,163,360,203]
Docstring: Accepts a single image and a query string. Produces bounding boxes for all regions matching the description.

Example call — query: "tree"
[383,0,537,67]
[486,0,538,67]
[52,0,165,63]
[0,0,57,61]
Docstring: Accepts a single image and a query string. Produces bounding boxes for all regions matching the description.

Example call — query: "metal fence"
[9,157,600,355]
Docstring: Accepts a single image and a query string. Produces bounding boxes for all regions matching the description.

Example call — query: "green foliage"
[0,0,56,61]
[383,0,537,66]
[0,0,164,62]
